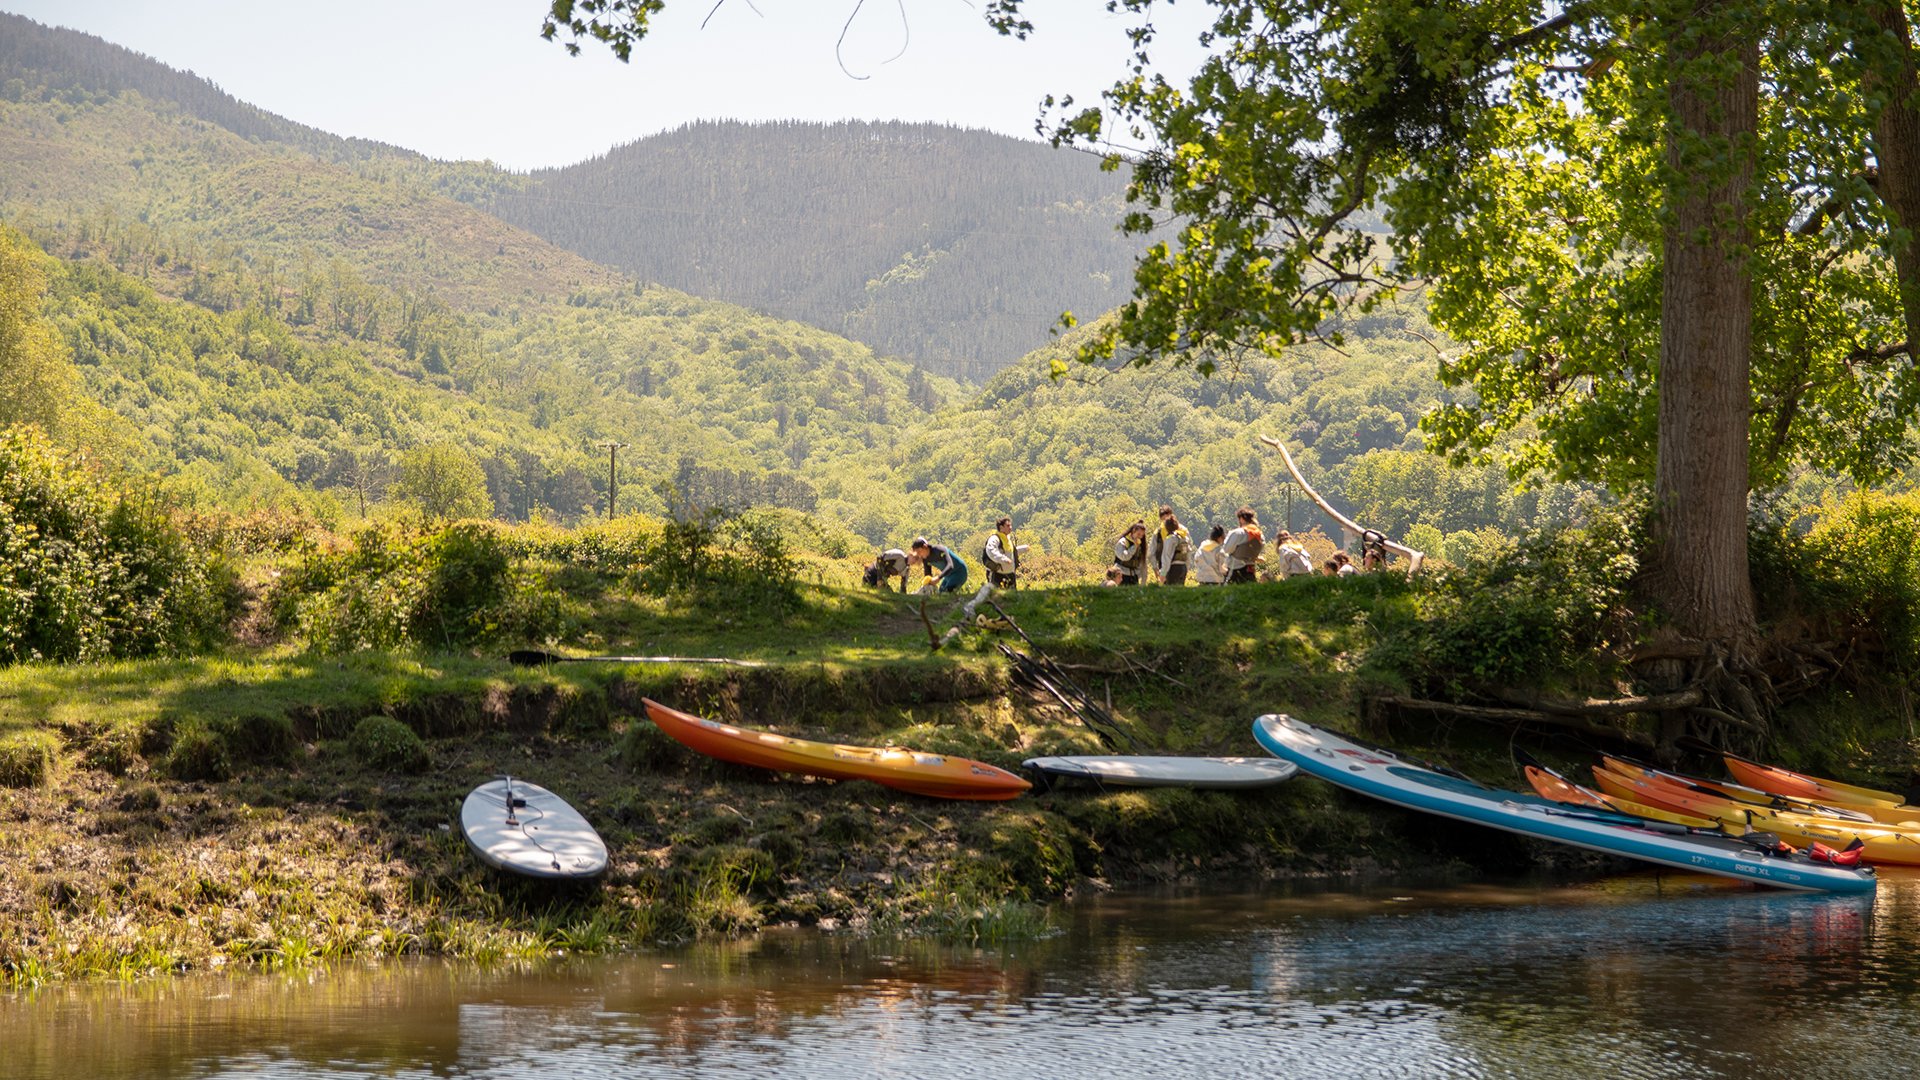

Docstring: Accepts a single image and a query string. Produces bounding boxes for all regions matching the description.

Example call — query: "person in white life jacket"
[909,537,969,593]
[1222,507,1265,584]
[1153,508,1193,586]
[863,548,913,592]
[1112,520,1149,586]
[983,516,1023,589]
[1193,524,1229,585]
[1274,530,1314,578]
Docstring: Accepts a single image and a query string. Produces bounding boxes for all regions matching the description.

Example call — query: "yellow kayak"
[1591,763,1920,865]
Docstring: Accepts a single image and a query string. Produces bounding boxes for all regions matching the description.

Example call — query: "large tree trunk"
[1868,1,1920,352]
[1652,4,1760,649]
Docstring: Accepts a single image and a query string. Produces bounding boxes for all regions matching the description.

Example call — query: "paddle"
[506,649,765,668]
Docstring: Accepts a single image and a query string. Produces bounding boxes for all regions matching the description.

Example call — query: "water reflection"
[7,870,1920,1079]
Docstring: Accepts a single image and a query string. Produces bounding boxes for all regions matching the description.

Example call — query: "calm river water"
[8,870,1920,1079]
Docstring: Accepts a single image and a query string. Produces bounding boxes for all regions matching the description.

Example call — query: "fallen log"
[1371,694,1656,750]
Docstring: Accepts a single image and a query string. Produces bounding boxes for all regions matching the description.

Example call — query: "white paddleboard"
[1023,755,1299,790]
[460,777,608,880]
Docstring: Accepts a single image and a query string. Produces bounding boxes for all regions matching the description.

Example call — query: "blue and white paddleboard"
[1251,714,1876,895]
[460,777,608,880]
[1023,755,1297,790]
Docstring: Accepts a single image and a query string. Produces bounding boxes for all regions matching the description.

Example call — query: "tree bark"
[1652,3,1760,648]
[1866,1,1920,353]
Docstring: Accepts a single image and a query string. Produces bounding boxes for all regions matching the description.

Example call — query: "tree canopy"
[544,0,1920,649]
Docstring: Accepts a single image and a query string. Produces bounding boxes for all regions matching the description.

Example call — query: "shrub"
[632,504,801,615]
[269,520,571,652]
[349,715,430,774]
[0,729,58,787]
[413,523,512,647]
[1374,499,1644,694]
[1791,491,1920,675]
[164,723,231,782]
[0,426,234,664]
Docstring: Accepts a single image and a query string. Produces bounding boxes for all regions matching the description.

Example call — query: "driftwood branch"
[1257,434,1425,571]
[1373,694,1655,749]
[1491,686,1704,716]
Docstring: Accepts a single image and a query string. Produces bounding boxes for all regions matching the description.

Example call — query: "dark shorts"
[1116,573,1140,586]
[1163,564,1188,586]
[988,571,1017,589]
[1228,566,1257,584]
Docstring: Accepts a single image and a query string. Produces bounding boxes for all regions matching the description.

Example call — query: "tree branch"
[1372,695,1655,749]
[1491,686,1705,716]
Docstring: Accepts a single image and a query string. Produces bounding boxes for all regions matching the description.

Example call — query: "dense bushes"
[1762,491,1920,676]
[1373,501,1644,694]
[0,426,234,664]
[267,505,808,653]
[269,520,572,651]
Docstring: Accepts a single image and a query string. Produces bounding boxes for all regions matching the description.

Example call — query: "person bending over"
[910,537,969,594]
[862,548,913,592]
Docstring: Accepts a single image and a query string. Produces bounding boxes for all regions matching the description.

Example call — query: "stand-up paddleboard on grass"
[1023,755,1297,790]
[460,777,608,880]
[1251,714,1877,895]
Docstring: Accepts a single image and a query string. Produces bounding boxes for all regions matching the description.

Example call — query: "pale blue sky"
[1,0,1214,171]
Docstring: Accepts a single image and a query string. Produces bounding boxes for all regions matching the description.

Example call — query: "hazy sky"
[1,0,1215,171]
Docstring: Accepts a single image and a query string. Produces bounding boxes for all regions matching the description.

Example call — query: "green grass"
[0,574,1513,988]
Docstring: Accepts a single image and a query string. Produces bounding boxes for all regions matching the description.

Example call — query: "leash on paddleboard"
[495,774,561,874]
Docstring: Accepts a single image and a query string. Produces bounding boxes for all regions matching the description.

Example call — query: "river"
[6,870,1917,1079]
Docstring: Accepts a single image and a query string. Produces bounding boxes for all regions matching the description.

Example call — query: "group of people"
[861,508,1388,594]
[860,518,1021,595]
[1106,505,1313,586]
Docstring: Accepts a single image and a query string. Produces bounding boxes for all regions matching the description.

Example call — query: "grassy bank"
[7,569,1906,989]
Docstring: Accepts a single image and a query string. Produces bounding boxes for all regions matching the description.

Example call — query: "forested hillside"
[0,13,410,165]
[1,13,1584,553]
[811,302,1591,564]
[479,121,1144,381]
[15,218,953,521]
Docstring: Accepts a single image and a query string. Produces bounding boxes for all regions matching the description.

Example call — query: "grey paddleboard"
[1023,755,1299,790]
[460,777,608,879]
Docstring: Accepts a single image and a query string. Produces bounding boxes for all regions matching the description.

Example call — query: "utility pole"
[596,441,630,520]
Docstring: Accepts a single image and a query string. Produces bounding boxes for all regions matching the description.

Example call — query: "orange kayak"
[1590,763,1920,864]
[1590,766,1759,824]
[1722,756,1920,817]
[1598,755,1880,824]
[1524,766,1721,830]
[641,698,1031,801]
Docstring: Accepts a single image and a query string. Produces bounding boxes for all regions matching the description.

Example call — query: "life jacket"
[1232,525,1264,563]
[1280,543,1313,576]
[984,530,1019,571]
[1163,525,1192,564]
